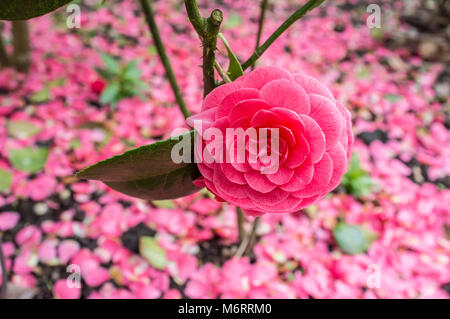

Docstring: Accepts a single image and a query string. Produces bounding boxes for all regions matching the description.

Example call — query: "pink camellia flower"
[187,67,353,215]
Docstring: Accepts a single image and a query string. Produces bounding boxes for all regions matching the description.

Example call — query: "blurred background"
[0,0,449,299]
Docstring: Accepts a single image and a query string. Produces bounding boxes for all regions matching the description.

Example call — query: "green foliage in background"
[96,53,147,108]
[341,154,374,198]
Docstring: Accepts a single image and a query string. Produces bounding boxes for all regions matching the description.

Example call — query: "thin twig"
[244,217,261,256]
[139,0,191,119]
[252,0,269,70]
[241,0,325,71]
[214,60,231,83]
[0,236,8,299]
[235,217,261,258]
[236,207,246,243]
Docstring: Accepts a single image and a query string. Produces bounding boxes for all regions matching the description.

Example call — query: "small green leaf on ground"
[0,169,13,193]
[8,146,49,173]
[384,94,403,103]
[333,222,378,255]
[6,120,41,139]
[30,87,51,104]
[152,200,176,209]
[139,236,168,270]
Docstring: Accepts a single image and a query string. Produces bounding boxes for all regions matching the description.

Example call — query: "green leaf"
[100,82,120,105]
[218,33,244,81]
[99,52,120,75]
[9,147,49,173]
[333,222,377,255]
[122,60,141,81]
[95,67,114,80]
[76,131,201,200]
[0,169,12,193]
[30,87,51,104]
[6,120,41,139]
[341,154,374,198]
[104,165,200,200]
[0,0,73,20]
[384,94,403,103]
[139,236,168,270]
[370,27,384,41]
[224,12,242,29]
[152,200,175,209]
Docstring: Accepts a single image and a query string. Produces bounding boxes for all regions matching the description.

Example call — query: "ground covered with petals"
[0,0,449,299]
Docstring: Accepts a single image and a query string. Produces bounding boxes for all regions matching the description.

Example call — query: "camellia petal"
[299,115,326,163]
[216,88,260,119]
[242,67,293,90]
[308,94,344,150]
[291,152,333,198]
[259,79,310,114]
[292,73,335,102]
[228,99,272,125]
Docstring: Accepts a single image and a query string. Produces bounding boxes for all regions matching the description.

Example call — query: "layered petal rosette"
[187,67,353,216]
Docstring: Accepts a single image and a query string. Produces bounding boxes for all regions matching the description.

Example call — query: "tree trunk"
[0,23,10,68]
[12,21,30,73]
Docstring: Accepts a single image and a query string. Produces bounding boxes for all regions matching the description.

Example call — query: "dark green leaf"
[219,33,243,81]
[0,169,12,192]
[105,164,200,200]
[9,147,49,173]
[0,0,73,20]
[333,222,377,255]
[95,67,114,80]
[139,237,167,270]
[76,131,201,200]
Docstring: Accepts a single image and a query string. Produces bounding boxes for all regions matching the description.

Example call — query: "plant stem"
[252,0,269,70]
[241,0,325,71]
[184,0,205,39]
[0,236,7,299]
[203,9,223,96]
[184,1,223,96]
[12,21,30,73]
[214,60,231,83]
[244,217,261,256]
[235,216,261,258]
[139,0,191,119]
[0,23,10,68]
[236,207,246,243]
